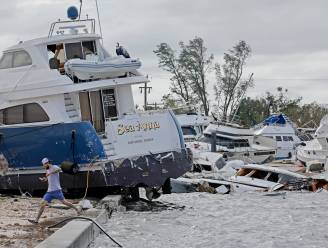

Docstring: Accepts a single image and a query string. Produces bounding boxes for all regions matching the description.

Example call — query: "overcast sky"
[1,0,327,107]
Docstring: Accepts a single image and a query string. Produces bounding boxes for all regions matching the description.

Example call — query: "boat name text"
[118,121,160,135]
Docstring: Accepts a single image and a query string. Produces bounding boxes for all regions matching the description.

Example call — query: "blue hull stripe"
[0,122,106,168]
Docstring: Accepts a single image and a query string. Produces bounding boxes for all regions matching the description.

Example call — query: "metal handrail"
[48,19,96,37]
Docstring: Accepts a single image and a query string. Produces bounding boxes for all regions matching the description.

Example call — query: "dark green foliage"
[154,37,213,115]
[214,40,254,121]
[237,87,328,127]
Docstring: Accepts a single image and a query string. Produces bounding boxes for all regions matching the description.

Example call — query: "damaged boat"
[176,113,211,143]
[173,162,328,193]
[0,7,192,196]
[296,115,328,166]
[252,114,301,160]
[190,122,277,168]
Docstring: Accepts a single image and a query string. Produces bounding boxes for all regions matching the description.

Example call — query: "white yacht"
[0,7,192,195]
[190,122,277,165]
[176,113,211,142]
[296,115,328,165]
[253,114,301,159]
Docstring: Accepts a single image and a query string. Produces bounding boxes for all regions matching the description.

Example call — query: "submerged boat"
[0,7,192,196]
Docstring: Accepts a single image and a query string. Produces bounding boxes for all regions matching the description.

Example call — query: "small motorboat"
[65,55,142,80]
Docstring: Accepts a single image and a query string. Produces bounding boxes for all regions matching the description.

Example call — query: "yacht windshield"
[182,126,197,136]
[199,133,250,148]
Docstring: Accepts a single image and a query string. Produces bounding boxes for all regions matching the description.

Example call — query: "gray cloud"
[0,0,327,106]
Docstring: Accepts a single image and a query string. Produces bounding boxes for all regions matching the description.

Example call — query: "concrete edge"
[35,195,123,248]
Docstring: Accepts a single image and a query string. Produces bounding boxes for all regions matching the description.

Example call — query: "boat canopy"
[263,114,287,125]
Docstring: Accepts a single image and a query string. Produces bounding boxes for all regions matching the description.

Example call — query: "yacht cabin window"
[65,43,84,60]
[275,136,282,141]
[0,53,14,69]
[47,44,65,71]
[0,103,49,125]
[65,40,97,60]
[13,51,32,67]
[48,41,97,71]
[0,50,32,69]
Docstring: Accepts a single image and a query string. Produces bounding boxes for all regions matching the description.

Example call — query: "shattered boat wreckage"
[172,163,328,194]
[0,7,192,198]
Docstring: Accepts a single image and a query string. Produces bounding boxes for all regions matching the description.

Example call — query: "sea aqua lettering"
[118,121,160,135]
[117,124,135,135]
[138,121,160,131]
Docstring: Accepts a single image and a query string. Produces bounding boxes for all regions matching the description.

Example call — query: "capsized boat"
[0,7,192,197]
[64,55,142,80]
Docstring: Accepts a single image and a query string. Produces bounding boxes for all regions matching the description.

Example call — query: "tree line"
[237,87,328,128]
[154,37,327,128]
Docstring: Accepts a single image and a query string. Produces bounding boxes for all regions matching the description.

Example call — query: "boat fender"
[60,161,79,174]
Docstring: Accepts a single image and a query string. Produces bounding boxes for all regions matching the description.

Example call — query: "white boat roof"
[4,34,101,52]
[176,114,211,127]
[253,124,297,136]
[204,123,253,137]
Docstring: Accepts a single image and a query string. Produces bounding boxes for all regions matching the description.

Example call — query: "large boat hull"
[0,119,192,192]
[0,122,106,168]
[0,149,192,193]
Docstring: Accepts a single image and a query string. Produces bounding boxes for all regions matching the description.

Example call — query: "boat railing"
[48,18,96,37]
[104,109,171,122]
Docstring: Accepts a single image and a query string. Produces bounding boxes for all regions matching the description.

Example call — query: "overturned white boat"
[65,55,142,80]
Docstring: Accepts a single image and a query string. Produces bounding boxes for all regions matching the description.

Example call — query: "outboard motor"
[116,43,131,58]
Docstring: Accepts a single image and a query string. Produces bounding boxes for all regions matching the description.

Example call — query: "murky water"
[93,191,328,248]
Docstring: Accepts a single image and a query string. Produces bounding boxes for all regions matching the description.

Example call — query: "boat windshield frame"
[48,19,96,37]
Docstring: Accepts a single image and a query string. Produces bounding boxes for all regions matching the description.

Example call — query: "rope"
[81,156,99,201]
[47,216,123,247]
[17,173,32,198]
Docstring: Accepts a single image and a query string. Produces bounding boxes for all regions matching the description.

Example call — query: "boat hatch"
[47,40,97,75]
[79,89,118,133]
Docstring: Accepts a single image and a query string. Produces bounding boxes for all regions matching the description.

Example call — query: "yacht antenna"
[79,0,83,20]
[95,0,104,44]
